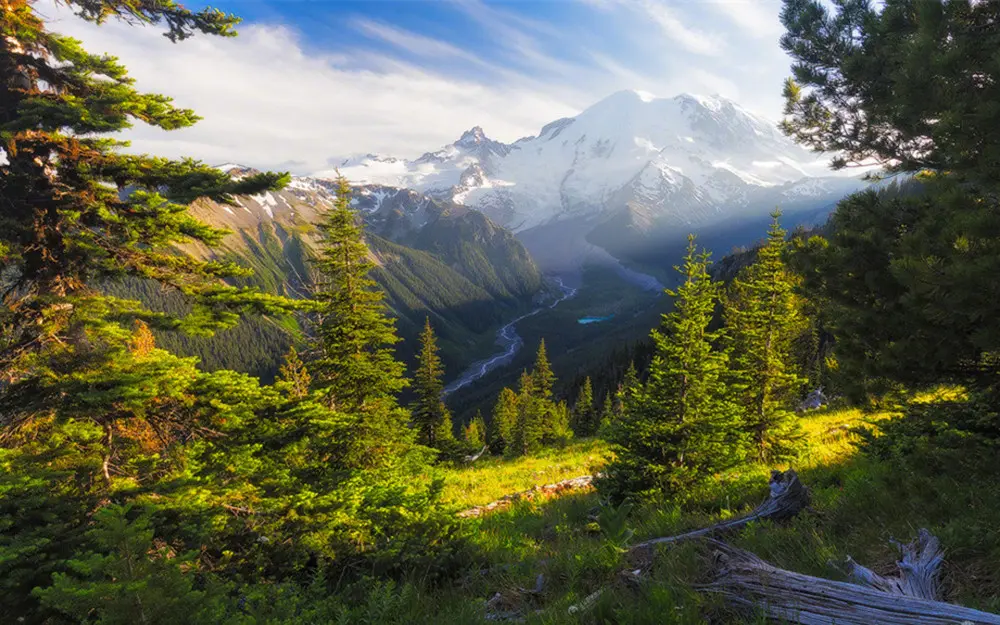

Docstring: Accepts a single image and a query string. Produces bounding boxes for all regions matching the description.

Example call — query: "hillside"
[347,396,1000,623]
[150,168,543,380]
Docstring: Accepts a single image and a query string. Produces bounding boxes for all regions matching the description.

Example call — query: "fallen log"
[841,528,944,600]
[704,536,1000,625]
[631,469,809,550]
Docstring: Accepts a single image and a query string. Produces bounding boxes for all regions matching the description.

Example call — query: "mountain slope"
[152,169,543,380]
[321,90,866,270]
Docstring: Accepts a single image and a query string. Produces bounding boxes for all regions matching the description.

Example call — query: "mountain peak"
[456,126,489,146]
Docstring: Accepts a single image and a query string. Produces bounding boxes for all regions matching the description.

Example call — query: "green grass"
[436,438,609,509]
[361,398,1000,624]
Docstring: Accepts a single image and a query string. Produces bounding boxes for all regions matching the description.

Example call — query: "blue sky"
[49,0,792,173]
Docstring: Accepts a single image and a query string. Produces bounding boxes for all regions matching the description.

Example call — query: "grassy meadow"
[340,395,1000,624]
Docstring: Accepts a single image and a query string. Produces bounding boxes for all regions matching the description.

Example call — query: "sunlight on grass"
[438,438,609,508]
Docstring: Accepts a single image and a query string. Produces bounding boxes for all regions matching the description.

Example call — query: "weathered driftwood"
[463,445,489,464]
[704,537,1000,625]
[630,469,810,550]
[842,528,944,600]
[458,475,594,518]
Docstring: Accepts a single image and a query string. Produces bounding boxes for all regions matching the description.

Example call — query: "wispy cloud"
[633,0,725,57]
[703,0,784,39]
[35,0,795,171]
[351,18,497,71]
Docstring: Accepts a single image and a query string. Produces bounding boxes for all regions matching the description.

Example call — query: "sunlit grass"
[437,438,609,508]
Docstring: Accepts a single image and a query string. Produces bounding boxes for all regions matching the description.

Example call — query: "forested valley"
[3,0,1000,623]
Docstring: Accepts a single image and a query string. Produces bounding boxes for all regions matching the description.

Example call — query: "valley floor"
[369,395,1000,623]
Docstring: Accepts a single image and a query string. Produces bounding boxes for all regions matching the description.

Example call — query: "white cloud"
[44,4,576,174]
[703,0,784,39]
[35,0,796,174]
[633,0,725,57]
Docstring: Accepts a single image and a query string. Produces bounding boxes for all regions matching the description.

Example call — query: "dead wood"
[631,469,810,550]
[704,536,1000,625]
[841,528,944,600]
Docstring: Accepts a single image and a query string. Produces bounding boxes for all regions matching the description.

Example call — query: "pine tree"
[411,318,454,449]
[599,393,614,435]
[725,213,806,462]
[0,0,299,473]
[599,236,744,501]
[310,176,408,406]
[463,411,487,448]
[780,0,1000,396]
[308,175,412,463]
[511,372,543,456]
[276,346,311,399]
[34,505,228,625]
[531,340,555,402]
[488,387,519,454]
[572,377,596,436]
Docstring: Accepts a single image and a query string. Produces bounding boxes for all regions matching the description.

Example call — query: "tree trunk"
[703,533,1000,625]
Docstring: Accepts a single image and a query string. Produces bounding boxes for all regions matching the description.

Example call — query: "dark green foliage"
[488,387,519,454]
[857,393,1000,474]
[780,0,1000,402]
[792,179,1000,399]
[725,213,806,462]
[34,505,229,625]
[310,176,408,411]
[599,237,744,502]
[780,0,1000,178]
[411,318,455,450]
[571,377,597,436]
[511,371,544,456]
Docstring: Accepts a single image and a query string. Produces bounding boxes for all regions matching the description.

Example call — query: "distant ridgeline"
[113,168,542,382]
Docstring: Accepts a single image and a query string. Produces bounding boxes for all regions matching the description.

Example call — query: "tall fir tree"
[531,340,555,402]
[599,236,744,501]
[511,371,544,456]
[725,213,806,462]
[310,175,408,410]
[411,318,454,449]
[780,0,1000,397]
[488,387,519,454]
[572,377,596,436]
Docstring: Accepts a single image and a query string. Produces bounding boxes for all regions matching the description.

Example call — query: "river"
[443,276,578,395]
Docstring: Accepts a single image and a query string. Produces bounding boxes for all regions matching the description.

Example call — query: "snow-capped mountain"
[316,90,865,241]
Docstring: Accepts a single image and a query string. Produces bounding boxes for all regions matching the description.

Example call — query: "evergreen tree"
[599,393,614,435]
[531,339,555,402]
[34,505,228,625]
[544,400,573,447]
[511,372,544,456]
[411,318,454,449]
[463,411,487,448]
[572,377,596,436]
[779,0,1000,180]
[780,0,1000,397]
[276,346,311,399]
[599,236,744,501]
[310,175,408,410]
[725,213,806,462]
[0,0,299,475]
[488,387,519,454]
